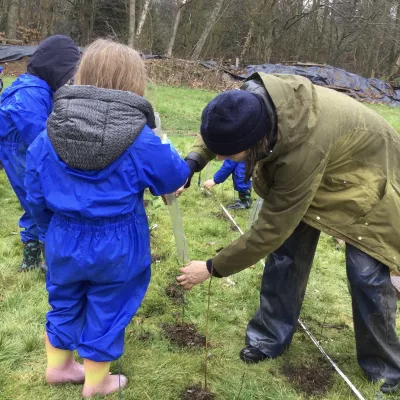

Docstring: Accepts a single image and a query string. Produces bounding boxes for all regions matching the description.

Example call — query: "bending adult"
[0,35,80,271]
[177,73,400,394]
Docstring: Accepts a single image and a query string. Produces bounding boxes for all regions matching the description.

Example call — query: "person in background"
[25,39,189,398]
[203,160,252,209]
[0,35,80,271]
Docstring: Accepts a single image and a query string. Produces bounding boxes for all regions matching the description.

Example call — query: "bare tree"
[128,0,136,47]
[190,0,225,60]
[136,0,151,41]
[5,0,19,39]
[166,0,195,57]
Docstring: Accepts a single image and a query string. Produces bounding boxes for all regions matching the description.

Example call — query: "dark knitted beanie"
[200,90,271,155]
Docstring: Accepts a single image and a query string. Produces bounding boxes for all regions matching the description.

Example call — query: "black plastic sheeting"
[1,45,399,106]
[243,63,400,106]
[0,45,38,62]
[0,45,166,62]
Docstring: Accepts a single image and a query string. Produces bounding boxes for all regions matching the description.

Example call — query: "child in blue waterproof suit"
[0,35,80,271]
[25,39,189,398]
[204,160,252,209]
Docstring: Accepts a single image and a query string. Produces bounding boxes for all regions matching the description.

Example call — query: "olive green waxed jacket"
[190,73,400,277]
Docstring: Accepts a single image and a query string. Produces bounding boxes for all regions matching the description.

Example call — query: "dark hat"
[27,35,80,92]
[200,90,271,156]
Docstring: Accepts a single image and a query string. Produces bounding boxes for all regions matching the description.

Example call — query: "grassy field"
[0,79,399,400]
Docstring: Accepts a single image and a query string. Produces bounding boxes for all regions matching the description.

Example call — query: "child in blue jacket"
[204,160,252,209]
[25,39,189,398]
[0,35,80,271]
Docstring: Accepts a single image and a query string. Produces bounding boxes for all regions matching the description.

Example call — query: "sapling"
[156,114,214,395]
[155,113,189,323]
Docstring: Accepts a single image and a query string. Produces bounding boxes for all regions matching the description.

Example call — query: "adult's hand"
[177,261,211,290]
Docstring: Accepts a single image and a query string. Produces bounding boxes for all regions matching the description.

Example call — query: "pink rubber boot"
[82,360,128,398]
[46,356,85,385]
[45,334,84,385]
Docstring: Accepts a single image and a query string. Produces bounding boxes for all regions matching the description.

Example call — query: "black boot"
[19,240,42,272]
[228,190,252,210]
[240,345,270,363]
[381,378,400,394]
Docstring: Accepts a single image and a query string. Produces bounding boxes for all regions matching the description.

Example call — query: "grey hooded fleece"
[47,85,155,170]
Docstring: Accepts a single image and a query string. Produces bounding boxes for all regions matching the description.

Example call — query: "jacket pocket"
[350,181,400,258]
[351,181,394,229]
[314,176,384,225]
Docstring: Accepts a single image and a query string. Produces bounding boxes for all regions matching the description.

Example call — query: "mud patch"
[281,362,334,398]
[143,200,150,208]
[137,331,152,342]
[161,323,206,348]
[151,254,165,263]
[302,317,349,331]
[181,385,215,400]
[320,322,348,330]
[165,283,185,303]
[212,211,229,221]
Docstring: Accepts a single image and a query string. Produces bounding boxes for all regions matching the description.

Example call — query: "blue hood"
[1,74,52,101]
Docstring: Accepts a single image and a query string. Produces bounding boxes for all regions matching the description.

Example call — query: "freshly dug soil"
[151,253,165,263]
[161,322,206,348]
[165,283,185,303]
[282,362,334,398]
[181,385,215,400]
[212,211,230,221]
[137,331,152,342]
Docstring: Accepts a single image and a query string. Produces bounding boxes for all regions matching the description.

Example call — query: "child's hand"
[175,179,188,197]
[204,179,216,190]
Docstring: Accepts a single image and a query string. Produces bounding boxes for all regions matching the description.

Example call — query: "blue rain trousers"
[213,160,251,193]
[26,127,189,361]
[0,74,53,242]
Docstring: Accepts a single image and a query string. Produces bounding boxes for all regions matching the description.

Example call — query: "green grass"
[367,104,400,131]
[0,78,399,399]
[146,83,216,133]
[1,76,15,90]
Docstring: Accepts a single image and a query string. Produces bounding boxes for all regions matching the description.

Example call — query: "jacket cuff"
[213,175,223,185]
[184,159,198,188]
[185,152,206,171]
[206,259,222,278]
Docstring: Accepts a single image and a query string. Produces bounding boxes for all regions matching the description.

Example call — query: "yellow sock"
[45,334,72,369]
[84,360,111,387]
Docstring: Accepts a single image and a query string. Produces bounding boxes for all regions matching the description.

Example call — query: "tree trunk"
[166,1,182,57]
[310,0,320,62]
[6,0,19,39]
[240,20,254,63]
[386,1,400,78]
[48,1,55,36]
[128,0,136,47]
[136,0,151,41]
[190,0,224,60]
[40,3,48,39]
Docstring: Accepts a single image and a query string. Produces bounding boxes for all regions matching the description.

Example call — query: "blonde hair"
[74,39,147,96]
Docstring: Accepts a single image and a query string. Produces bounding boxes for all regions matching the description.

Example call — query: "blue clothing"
[0,74,53,242]
[213,160,251,192]
[26,126,189,361]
